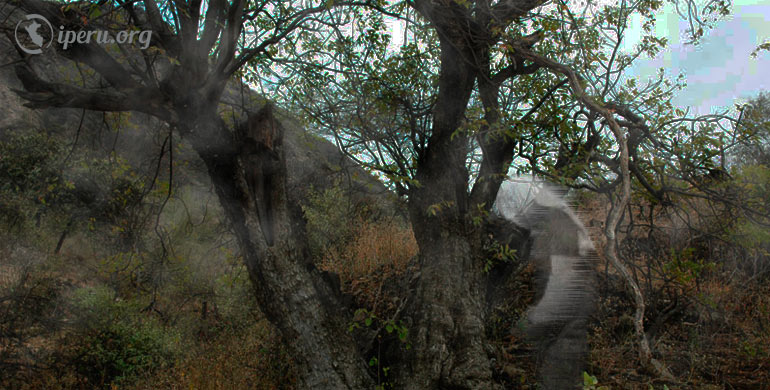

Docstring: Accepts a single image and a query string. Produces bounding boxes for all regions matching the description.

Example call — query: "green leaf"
[89,6,102,19]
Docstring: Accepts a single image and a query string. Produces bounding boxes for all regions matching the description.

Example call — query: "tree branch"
[13,65,174,121]
[512,44,676,380]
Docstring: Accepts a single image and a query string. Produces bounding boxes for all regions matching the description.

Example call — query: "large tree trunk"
[179,102,374,389]
[402,223,495,389]
[397,38,498,390]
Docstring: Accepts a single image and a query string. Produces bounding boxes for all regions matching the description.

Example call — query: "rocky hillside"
[0,0,395,217]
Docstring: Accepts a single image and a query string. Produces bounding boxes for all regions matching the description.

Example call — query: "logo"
[13,13,153,55]
[15,14,54,54]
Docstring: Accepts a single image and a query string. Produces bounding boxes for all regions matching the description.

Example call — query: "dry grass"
[128,321,295,390]
[319,218,418,281]
[6,185,769,390]
[577,192,770,389]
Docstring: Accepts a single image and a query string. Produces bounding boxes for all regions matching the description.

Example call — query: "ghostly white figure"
[493,176,597,390]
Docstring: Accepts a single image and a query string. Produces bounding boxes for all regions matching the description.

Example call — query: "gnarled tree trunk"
[178,101,375,389]
[396,38,499,390]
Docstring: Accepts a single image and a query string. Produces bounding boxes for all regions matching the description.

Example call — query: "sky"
[385,1,770,116]
[624,1,770,115]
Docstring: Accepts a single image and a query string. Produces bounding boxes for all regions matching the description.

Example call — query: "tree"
[726,92,770,278]
[8,0,742,388]
[8,0,375,387]
[264,0,740,386]
[735,91,770,167]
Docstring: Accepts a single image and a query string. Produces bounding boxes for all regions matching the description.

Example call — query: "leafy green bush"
[64,286,179,386]
[0,132,62,194]
[71,322,175,386]
[302,184,357,258]
[0,132,65,229]
[582,372,609,390]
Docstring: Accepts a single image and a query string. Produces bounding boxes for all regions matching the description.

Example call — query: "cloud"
[626,3,770,114]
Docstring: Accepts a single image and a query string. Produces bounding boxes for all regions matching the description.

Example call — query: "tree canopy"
[7,0,767,388]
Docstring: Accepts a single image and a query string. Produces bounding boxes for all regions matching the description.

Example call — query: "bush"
[302,182,417,281]
[0,131,65,229]
[302,184,358,258]
[62,286,178,387]
[321,218,417,280]
[0,255,61,386]
[70,322,175,386]
[128,321,295,390]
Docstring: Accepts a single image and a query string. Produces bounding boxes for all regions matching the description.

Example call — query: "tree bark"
[178,102,375,389]
[602,138,673,381]
[397,38,498,390]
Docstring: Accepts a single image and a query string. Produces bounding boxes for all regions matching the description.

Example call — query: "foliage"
[581,372,609,390]
[329,218,417,279]
[734,91,770,166]
[302,184,358,258]
[0,132,67,229]
[303,184,417,280]
[587,134,770,387]
[6,0,767,387]
[0,132,63,194]
[483,240,518,273]
[63,286,179,386]
[349,308,410,346]
[263,0,737,202]
[0,257,61,386]
[0,126,270,388]
[349,308,410,389]
[725,92,770,275]
[129,321,295,390]
[664,247,716,285]
[0,127,157,252]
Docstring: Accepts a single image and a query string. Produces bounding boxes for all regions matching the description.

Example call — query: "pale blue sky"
[627,1,770,115]
[383,2,769,114]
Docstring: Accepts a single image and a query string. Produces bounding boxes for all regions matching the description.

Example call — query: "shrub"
[302,182,417,281]
[70,322,175,386]
[321,218,417,280]
[302,184,358,258]
[129,321,295,390]
[62,286,178,387]
[0,131,65,230]
[0,256,61,386]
